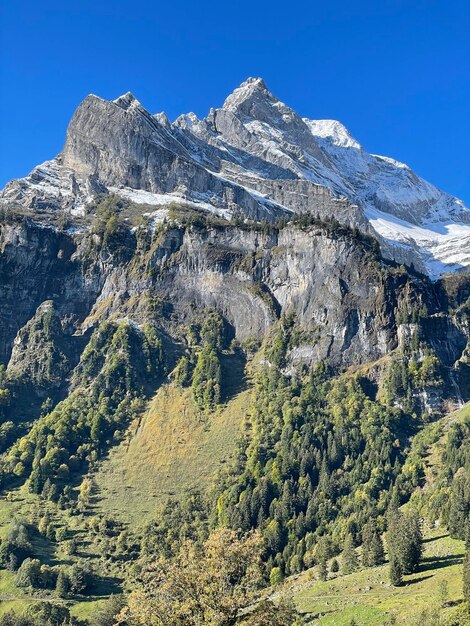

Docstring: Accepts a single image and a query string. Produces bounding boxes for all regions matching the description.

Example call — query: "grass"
[69,597,109,621]
[0,599,33,617]
[0,378,465,622]
[0,486,124,618]
[0,373,251,618]
[93,381,250,524]
[291,531,465,625]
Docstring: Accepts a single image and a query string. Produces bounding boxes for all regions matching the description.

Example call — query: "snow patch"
[304,119,361,150]
[108,187,233,220]
[366,206,470,278]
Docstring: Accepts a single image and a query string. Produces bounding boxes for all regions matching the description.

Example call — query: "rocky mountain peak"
[221,77,282,121]
[2,79,470,279]
[223,76,268,102]
[113,91,139,109]
[215,77,330,169]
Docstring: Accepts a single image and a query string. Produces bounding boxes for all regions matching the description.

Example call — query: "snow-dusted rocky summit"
[2,77,469,278]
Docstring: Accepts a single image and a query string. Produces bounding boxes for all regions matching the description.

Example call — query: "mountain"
[0,80,469,625]
[2,77,470,278]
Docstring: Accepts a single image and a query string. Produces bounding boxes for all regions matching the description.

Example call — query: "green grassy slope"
[280,402,470,625]
[291,530,464,625]
[0,488,119,620]
[0,378,251,618]
[92,382,250,523]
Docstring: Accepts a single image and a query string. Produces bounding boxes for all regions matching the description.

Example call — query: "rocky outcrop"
[7,300,76,391]
[0,221,92,363]
[0,214,462,372]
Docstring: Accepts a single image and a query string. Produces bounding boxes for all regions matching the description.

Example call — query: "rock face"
[2,78,470,277]
[0,212,468,405]
[0,78,469,408]
[0,222,92,363]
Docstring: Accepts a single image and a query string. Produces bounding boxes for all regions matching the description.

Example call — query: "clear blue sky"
[1,0,469,202]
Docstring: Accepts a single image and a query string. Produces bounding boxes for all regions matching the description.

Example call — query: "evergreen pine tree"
[362,521,385,567]
[15,558,40,588]
[55,568,69,598]
[330,558,339,573]
[371,532,385,566]
[317,558,328,581]
[91,412,104,446]
[389,555,403,586]
[342,533,358,575]
[386,509,422,576]
[68,562,90,594]
[28,468,43,494]
[448,475,469,541]
[399,511,422,574]
[8,552,19,572]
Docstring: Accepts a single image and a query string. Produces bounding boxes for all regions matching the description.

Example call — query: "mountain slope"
[0,80,469,624]
[282,402,470,625]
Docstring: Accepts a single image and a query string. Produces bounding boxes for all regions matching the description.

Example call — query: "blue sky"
[1,0,469,202]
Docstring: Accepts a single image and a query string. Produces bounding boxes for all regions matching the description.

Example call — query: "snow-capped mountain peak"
[1,77,469,280]
[222,77,270,112]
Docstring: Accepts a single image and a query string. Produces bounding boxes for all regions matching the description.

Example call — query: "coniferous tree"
[386,509,422,576]
[7,552,19,572]
[399,511,422,574]
[330,558,339,573]
[55,568,69,598]
[362,521,385,567]
[15,558,41,588]
[90,412,104,446]
[28,468,44,495]
[448,474,469,541]
[342,533,358,575]
[68,562,91,594]
[389,555,403,586]
[317,558,328,581]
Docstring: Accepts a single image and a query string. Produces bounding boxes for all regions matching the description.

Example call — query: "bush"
[15,558,41,588]
[269,566,284,586]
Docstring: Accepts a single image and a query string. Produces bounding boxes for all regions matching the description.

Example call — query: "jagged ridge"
[1,78,470,278]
